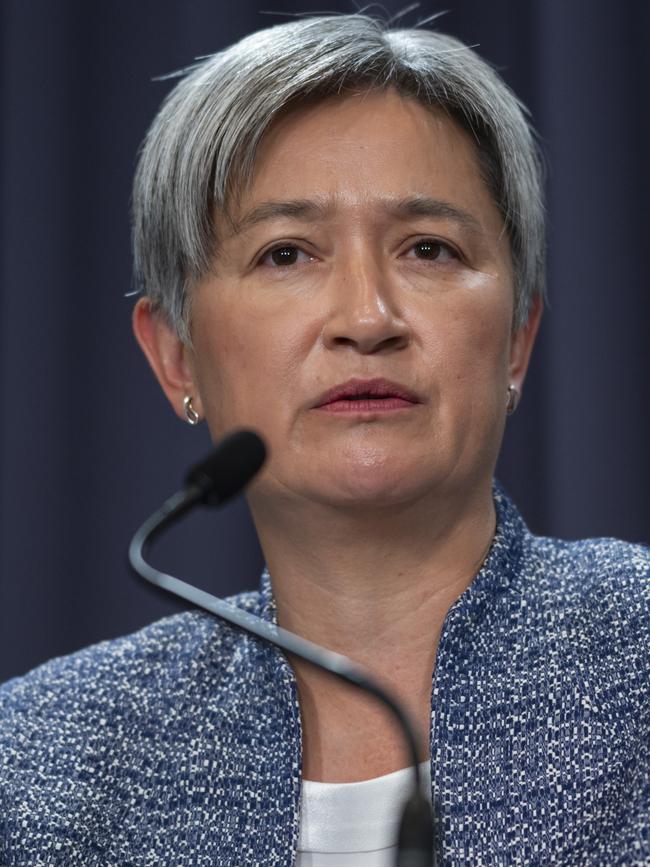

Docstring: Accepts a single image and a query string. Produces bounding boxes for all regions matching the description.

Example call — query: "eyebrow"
[227,195,483,236]
[389,196,483,232]
[227,199,331,235]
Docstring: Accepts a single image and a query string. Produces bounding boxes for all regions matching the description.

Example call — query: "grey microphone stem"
[129,484,435,866]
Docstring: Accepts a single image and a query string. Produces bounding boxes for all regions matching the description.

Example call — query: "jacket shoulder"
[524,534,650,658]
[0,591,282,864]
[0,590,263,775]
[529,533,649,594]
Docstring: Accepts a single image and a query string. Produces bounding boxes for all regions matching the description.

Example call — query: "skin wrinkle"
[224,195,485,241]
[132,88,542,782]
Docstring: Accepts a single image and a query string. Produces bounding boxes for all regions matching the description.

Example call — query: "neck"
[248,479,496,781]
[250,480,495,665]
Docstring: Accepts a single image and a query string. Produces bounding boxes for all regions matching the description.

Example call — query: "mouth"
[312,378,421,413]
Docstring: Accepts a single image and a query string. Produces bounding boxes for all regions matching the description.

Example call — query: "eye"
[259,244,313,268]
[406,239,458,262]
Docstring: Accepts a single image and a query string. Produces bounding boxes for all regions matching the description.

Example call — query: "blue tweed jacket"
[1,489,648,866]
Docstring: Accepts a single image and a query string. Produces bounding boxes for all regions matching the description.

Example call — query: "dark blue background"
[1,0,648,682]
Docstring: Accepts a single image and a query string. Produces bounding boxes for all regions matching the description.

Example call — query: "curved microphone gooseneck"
[128,429,435,867]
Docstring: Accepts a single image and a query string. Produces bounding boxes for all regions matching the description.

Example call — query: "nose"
[321,248,410,355]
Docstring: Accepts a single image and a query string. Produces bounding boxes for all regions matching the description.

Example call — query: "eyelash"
[404,240,460,263]
[257,238,461,268]
[258,244,314,268]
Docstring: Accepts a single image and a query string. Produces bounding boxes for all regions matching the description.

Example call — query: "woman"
[1,14,648,866]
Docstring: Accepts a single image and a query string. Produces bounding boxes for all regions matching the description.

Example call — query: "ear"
[132,297,203,422]
[508,294,543,393]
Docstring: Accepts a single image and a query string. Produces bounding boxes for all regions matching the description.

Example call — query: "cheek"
[189,301,253,425]
[418,291,512,416]
[457,321,511,448]
[430,286,510,356]
[461,315,510,382]
[191,297,308,435]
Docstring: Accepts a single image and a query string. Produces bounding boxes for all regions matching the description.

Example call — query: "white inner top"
[296,761,431,866]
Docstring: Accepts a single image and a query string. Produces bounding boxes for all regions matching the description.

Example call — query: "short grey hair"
[132,14,545,343]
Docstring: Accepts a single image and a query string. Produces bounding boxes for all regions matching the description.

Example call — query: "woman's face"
[141,89,540,511]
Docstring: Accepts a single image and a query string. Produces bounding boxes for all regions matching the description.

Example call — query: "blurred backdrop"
[1,0,648,682]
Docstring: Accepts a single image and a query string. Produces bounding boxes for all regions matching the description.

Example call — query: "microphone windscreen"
[185,429,267,505]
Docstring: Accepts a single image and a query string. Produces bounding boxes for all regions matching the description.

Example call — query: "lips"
[314,379,421,412]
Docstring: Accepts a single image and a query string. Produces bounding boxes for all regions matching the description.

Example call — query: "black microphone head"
[185,429,267,506]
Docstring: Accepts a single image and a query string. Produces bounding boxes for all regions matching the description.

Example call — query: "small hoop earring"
[506,384,520,415]
[183,395,200,425]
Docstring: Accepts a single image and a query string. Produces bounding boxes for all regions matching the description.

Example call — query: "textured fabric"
[0,487,648,866]
[296,760,430,865]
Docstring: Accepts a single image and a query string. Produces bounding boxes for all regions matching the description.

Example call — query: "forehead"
[226,88,503,235]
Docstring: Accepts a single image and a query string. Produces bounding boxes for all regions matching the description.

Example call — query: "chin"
[308,455,433,510]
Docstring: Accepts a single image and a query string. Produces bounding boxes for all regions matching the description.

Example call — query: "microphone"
[128,429,435,866]
[185,428,266,506]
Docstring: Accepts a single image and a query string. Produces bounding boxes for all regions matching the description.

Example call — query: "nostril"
[370,335,409,356]
[336,334,407,349]
[324,327,410,356]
